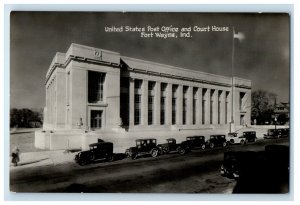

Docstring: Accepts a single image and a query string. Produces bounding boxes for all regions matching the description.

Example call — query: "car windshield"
[229,133,236,137]
[136,141,141,146]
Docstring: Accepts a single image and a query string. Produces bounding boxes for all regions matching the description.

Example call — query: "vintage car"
[74,141,114,165]
[264,128,289,139]
[125,138,160,159]
[227,131,257,144]
[207,135,227,148]
[179,136,206,154]
[220,151,261,179]
[157,138,186,155]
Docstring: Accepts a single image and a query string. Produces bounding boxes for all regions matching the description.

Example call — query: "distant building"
[35,43,252,150]
[274,102,290,124]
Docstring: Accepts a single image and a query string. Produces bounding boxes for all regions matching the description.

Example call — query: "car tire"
[79,159,88,166]
[106,155,114,162]
[201,144,206,150]
[240,140,245,144]
[163,146,170,154]
[178,148,186,155]
[151,149,159,158]
[230,139,234,144]
[210,143,214,149]
[131,153,138,160]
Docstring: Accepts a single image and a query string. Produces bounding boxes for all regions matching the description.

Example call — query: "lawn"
[10,128,44,153]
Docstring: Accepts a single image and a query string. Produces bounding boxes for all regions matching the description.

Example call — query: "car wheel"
[79,159,88,166]
[222,142,227,147]
[201,144,206,150]
[151,149,159,158]
[240,140,245,144]
[163,146,170,153]
[178,148,186,155]
[106,155,114,162]
[210,143,214,149]
[230,139,234,144]
[131,153,138,160]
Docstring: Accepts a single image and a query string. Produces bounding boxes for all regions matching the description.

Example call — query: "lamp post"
[229,27,245,133]
[230,27,235,133]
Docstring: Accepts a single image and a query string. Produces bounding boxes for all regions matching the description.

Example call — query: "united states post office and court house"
[35,44,251,150]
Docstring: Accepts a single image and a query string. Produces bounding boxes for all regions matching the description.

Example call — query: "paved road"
[10,138,289,193]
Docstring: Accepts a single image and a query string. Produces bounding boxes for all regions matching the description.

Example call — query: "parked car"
[220,151,260,179]
[157,138,186,155]
[125,138,160,159]
[207,135,227,148]
[227,131,257,144]
[179,136,206,154]
[74,141,114,165]
[264,128,289,139]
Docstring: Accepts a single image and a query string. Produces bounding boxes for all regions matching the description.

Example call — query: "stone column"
[166,83,172,125]
[187,86,193,125]
[177,85,183,125]
[212,89,218,124]
[129,78,135,127]
[196,87,202,125]
[154,81,161,125]
[205,88,211,124]
[142,79,148,125]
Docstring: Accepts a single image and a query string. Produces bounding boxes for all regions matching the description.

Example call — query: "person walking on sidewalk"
[11,147,20,166]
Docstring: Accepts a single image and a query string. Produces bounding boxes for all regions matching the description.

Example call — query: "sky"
[10,12,290,109]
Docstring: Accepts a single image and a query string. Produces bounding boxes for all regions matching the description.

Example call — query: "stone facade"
[35,43,251,150]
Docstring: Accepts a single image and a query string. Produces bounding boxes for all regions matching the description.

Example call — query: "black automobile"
[157,138,185,155]
[125,138,160,159]
[220,151,260,179]
[264,128,289,139]
[179,136,206,154]
[241,131,257,144]
[74,141,114,165]
[207,135,227,148]
[229,145,289,193]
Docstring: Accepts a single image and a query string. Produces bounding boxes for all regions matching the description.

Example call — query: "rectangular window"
[183,98,187,125]
[218,90,222,124]
[183,86,188,125]
[91,110,102,129]
[134,79,142,125]
[120,77,129,126]
[160,83,167,125]
[225,91,229,124]
[134,94,141,125]
[148,82,155,125]
[172,85,178,125]
[240,92,246,110]
[210,90,214,124]
[161,97,165,125]
[202,88,206,124]
[193,88,198,125]
[88,71,105,103]
[148,96,154,125]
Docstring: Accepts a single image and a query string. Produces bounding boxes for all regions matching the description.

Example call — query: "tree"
[10,108,43,128]
[251,90,276,125]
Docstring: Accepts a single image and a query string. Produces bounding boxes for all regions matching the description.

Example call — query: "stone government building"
[35,43,251,150]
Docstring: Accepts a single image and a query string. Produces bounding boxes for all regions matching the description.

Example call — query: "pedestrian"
[11,146,20,166]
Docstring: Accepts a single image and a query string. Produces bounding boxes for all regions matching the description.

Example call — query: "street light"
[230,27,245,133]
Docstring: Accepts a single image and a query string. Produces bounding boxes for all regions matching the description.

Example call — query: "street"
[10,138,289,193]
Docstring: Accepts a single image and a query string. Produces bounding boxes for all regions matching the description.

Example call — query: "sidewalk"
[9,150,78,170]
